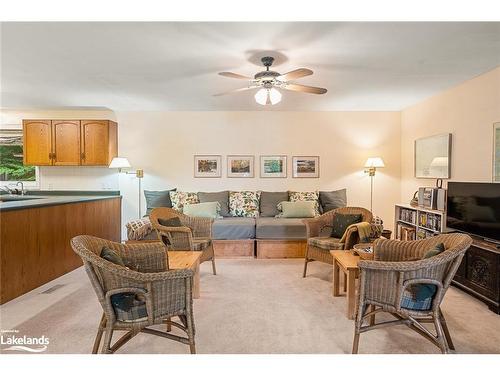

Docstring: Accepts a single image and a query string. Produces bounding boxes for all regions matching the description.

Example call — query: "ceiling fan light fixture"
[255,87,282,105]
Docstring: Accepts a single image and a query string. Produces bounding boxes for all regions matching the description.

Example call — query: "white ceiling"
[1,22,499,111]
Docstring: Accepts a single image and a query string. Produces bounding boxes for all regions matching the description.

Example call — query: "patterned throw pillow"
[169,191,199,212]
[229,191,261,217]
[288,191,320,216]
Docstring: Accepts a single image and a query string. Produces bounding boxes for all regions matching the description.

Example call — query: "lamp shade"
[364,157,385,168]
[109,157,131,169]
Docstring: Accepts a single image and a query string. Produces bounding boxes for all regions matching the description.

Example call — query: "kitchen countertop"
[0,191,121,211]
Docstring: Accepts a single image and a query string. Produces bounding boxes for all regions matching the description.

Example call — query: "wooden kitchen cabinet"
[81,120,117,166]
[23,119,117,166]
[52,120,81,165]
[23,120,52,165]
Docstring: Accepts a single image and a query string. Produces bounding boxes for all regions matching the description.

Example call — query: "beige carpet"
[5,258,500,354]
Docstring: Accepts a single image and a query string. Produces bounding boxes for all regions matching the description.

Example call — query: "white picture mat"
[292,156,319,178]
[194,155,221,177]
[227,155,254,178]
[260,156,287,178]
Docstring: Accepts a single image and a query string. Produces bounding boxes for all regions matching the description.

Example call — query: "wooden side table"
[168,251,202,299]
[330,250,360,320]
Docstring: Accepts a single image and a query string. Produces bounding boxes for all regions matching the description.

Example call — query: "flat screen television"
[446,182,500,243]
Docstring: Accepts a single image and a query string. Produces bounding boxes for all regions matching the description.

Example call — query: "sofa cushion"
[229,191,261,218]
[212,217,256,240]
[144,189,176,215]
[183,202,221,218]
[308,237,344,250]
[289,191,320,216]
[319,189,347,213]
[256,218,307,239]
[259,191,289,217]
[169,191,199,212]
[198,191,230,217]
[330,213,362,238]
[278,201,316,218]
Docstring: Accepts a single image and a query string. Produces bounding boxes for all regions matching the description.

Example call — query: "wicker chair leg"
[92,313,106,354]
[101,326,114,354]
[352,303,365,354]
[211,257,217,275]
[166,317,172,332]
[439,309,455,350]
[433,315,448,354]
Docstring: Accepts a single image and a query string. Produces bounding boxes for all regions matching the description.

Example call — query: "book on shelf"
[398,207,417,224]
[396,223,416,241]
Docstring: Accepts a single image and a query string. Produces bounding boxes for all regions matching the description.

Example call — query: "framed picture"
[227,155,254,178]
[260,155,287,178]
[194,155,221,178]
[292,156,319,178]
[494,123,500,182]
[414,133,452,179]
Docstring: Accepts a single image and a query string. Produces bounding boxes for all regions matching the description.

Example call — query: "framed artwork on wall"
[292,156,319,178]
[194,155,222,178]
[414,133,452,179]
[494,122,500,182]
[227,155,254,178]
[260,155,287,178]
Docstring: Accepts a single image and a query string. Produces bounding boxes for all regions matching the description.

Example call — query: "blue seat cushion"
[401,286,433,311]
[110,292,148,322]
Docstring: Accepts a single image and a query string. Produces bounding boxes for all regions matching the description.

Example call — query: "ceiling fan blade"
[283,83,327,95]
[277,68,313,81]
[218,72,253,80]
[213,86,257,96]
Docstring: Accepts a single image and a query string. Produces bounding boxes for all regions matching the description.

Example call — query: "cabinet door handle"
[81,153,85,160]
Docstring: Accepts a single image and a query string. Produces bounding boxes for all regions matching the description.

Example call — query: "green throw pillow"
[331,213,362,238]
[278,201,316,218]
[183,202,221,218]
[414,242,445,301]
[100,246,126,267]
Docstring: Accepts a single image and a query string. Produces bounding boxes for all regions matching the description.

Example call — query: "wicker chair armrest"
[184,216,214,237]
[155,225,192,234]
[101,262,194,283]
[303,215,331,238]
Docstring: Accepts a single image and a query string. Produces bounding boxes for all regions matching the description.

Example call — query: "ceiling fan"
[214,56,327,105]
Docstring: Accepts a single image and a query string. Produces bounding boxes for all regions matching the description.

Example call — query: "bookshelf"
[394,203,446,240]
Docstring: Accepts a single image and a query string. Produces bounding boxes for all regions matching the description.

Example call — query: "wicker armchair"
[71,235,197,354]
[352,233,473,354]
[302,207,373,277]
[150,207,216,275]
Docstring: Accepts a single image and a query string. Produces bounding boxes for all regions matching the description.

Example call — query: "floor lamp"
[364,157,385,213]
[109,157,144,218]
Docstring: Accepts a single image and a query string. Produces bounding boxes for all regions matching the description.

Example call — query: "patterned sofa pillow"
[229,191,261,217]
[288,191,320,216]
[169,191,199,212]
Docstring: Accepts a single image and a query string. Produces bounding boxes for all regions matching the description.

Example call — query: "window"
[0,129,39,187]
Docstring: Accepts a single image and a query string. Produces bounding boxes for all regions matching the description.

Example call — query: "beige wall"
[115,111,401,231]
[400,67,500,202]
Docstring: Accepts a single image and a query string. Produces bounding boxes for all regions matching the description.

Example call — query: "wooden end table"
[167,251,202,299]
[330,250,360,320]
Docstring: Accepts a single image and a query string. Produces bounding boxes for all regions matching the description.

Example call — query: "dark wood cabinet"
[452,237,500,314]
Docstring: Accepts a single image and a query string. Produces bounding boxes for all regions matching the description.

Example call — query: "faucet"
[17,182,25,196]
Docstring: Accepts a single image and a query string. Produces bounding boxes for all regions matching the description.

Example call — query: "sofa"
[126,189,380,258]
